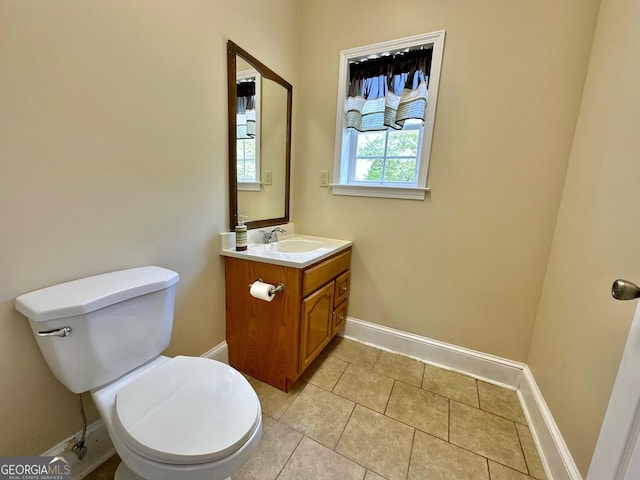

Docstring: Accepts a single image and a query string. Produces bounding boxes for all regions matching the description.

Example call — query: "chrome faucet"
[261,227,287,244]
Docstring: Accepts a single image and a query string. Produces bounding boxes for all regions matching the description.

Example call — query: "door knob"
[611,279,640,300]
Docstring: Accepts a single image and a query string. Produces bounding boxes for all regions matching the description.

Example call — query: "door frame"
[587,301,640,479]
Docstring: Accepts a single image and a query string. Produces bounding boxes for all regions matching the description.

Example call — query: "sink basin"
[220,232,352,268]
[270,238,324,253]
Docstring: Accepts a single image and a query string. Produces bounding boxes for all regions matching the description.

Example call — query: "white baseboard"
[519,366,583,480]
[201,340,229,364]
[41,341,231,479]
[342,316,582,480]
[342,316,524,388]
[41,418,115,480]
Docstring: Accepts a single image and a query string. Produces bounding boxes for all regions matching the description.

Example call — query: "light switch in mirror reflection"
[227,40,292,231]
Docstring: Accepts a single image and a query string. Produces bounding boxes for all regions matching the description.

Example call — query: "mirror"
[227,40,292,230]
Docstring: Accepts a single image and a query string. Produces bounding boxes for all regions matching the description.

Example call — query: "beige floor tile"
[301,353,348,390]
[365,470,388,480]
[450,401,527,473]
[324,337,381,369]
[385,381,449,440]
[422,363,479,407]
[478,381,527,424]
[516,423,546,479]
[336,405,414,480]
[280,383,355,448]
[373,350,424,386]
[333,364,394,413]
[408,430,489,480]
[232,415,302,480]
[278,437,366,480]
[249,378,305,420]
[489,461,538,480]
[84,454,120,480]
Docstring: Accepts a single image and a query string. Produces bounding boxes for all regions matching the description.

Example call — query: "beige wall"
[293,0,600,362]
[0,0,298,455]
[528,0,640,474]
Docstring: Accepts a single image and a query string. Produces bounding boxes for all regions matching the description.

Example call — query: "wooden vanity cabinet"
[224,248,351,391]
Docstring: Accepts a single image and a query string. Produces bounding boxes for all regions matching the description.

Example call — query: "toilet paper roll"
[250,281,275,302]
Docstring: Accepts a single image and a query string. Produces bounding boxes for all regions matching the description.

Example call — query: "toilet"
[15,266,261,480]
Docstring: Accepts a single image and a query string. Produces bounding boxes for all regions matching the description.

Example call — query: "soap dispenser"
[235,215,248,251]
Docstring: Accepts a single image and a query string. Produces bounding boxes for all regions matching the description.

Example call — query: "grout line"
[457,388,530,426]
[331,363,350,393]
[407,427,417,479]
[333,402,356,452]
[274,433,304,480]
[382,380,395,414]
[448,399,529,473]
[418,362,425,390]
[276,380,308,421]
[515,422,532,476]
[447,397,451,442]
[488,459,537,479]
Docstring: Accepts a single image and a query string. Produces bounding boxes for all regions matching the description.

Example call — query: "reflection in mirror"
[236,58,260,190]
[227,40,292,230]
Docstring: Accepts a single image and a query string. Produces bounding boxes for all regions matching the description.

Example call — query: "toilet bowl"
[15,266,262,480]
[93,356,261,480]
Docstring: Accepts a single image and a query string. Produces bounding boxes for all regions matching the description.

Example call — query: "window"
[236,68,261,191]
[236,137,257,182]
[332,31,445,200]
[349,119,423,185]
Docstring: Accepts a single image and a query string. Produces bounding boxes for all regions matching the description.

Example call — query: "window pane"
[237,139,258,182]
[387,130,419,157]
[237,141,245,160]
[356,131,385,157]
[237,160,245,180]
[384,158,417,182]
[244,139,256,159]
[245,162,256,180]
[354,158,383,182]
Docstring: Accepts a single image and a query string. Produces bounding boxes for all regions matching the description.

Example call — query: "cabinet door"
[299,282,334,373]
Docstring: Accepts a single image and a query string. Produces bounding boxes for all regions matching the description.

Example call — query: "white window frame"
[237,67,262,192]
[332,31,445,200]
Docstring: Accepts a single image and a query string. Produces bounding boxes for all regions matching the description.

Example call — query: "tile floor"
[86,337,547,480]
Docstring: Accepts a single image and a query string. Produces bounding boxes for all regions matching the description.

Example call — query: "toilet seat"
[112,356,260,465]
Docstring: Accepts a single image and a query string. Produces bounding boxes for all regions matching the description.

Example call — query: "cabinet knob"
[340,285,348,293]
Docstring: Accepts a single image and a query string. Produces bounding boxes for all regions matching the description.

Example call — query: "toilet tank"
[15,266,180,394]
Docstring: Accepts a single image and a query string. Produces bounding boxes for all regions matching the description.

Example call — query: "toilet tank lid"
[15,266,180,322]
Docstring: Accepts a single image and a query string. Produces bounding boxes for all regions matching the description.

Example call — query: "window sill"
[330,184,430,200]
[238,182,262,192]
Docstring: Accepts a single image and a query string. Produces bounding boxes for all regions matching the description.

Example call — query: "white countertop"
[220,226,352,268]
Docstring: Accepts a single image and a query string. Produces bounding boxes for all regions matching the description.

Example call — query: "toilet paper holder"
[249,278,286,297]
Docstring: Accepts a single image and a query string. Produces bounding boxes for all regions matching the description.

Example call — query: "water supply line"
[71,394,88,460]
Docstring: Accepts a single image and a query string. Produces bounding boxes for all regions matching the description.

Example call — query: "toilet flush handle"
[37,326,72,337]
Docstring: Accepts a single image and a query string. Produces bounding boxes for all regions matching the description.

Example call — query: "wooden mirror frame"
[227,40,292,230]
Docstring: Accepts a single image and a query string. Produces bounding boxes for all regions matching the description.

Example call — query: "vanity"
[221,232,352,391]
[223,41,352,391]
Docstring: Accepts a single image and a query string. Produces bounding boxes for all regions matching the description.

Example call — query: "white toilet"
[15,266,262,480]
